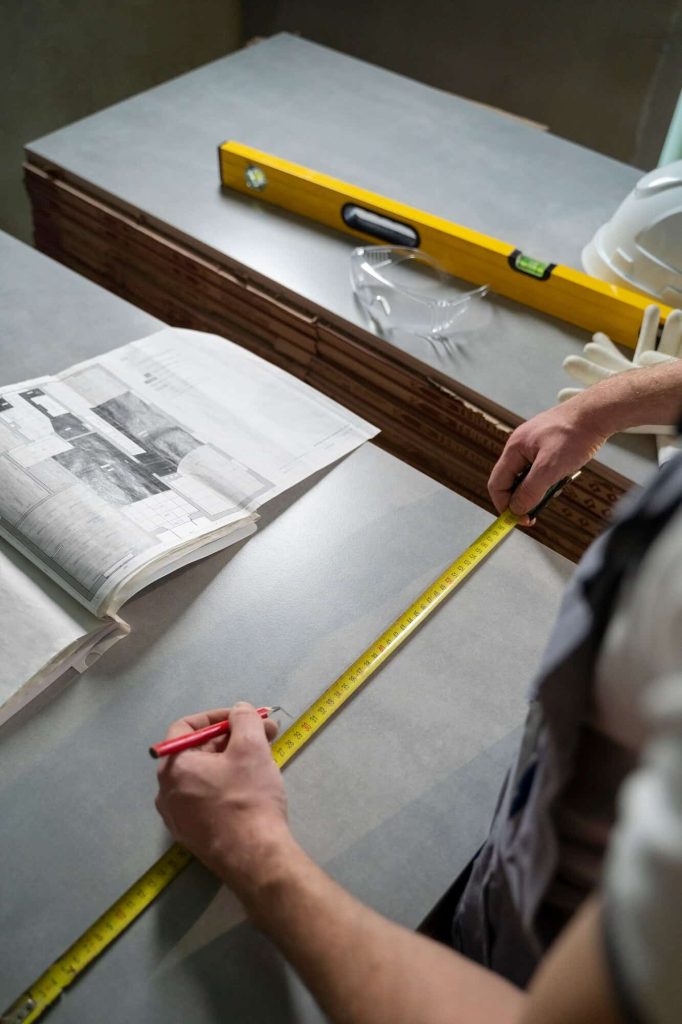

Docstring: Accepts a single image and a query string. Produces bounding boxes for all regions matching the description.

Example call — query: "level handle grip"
[341,203,419,247]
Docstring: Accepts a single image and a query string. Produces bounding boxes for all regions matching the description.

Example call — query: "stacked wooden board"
[25,157,629,563]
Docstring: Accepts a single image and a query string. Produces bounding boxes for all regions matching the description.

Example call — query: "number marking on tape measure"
[3,508,518,1024]
[4,844,193,1024]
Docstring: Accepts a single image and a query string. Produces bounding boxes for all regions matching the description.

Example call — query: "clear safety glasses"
[350,245,488,340]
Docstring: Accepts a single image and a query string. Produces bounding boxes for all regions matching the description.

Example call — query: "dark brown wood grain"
[25,158,633,563]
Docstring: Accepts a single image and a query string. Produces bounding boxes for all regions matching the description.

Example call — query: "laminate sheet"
[27,33,657,483]
[0,233,574,1020]
[0,447,572,1021]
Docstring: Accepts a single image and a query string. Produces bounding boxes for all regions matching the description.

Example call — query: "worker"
[156,357,682,1024]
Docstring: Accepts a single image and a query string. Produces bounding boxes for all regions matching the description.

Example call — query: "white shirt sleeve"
[602,512,682,1024]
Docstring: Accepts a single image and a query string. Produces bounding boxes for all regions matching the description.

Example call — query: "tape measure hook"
[1,995,37,1024]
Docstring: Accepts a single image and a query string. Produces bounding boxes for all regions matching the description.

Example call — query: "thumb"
[225,702,272,755]
[509,460,553,517]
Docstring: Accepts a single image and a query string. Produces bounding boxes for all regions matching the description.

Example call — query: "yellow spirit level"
[218,140,674,349]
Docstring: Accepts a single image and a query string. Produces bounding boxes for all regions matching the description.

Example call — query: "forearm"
[236,836,524,1024]
[576,359,682,436]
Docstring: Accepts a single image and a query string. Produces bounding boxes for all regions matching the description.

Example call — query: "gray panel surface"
[0,234,573,1020]
[27,33,657,483]
[0,232,162,378]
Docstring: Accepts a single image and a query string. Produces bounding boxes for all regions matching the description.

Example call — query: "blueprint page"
[0,329,378,614]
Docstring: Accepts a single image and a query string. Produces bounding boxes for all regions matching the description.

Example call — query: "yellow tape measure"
[4,507,518,1024]
[3,845,193,1024]
[270,507,518,767]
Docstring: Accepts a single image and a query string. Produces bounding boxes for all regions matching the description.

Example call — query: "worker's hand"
[559,306,682,436]
[488,399,607,522]
[155,703,292,892]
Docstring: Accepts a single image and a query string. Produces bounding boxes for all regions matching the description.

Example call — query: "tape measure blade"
[272,509,518,768]
[2,844,193,1024]
[59,844,191,973]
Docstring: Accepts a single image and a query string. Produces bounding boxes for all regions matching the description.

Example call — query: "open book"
[0,328,378,726]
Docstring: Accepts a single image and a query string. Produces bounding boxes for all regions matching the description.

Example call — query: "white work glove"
[559,305,682,465]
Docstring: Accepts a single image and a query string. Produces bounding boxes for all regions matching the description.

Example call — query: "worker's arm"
[489,359,682,520]
[521,899,621,1024]
[155,704,621,1024]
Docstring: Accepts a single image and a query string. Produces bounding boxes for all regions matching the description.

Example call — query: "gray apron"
[452,453,682,987]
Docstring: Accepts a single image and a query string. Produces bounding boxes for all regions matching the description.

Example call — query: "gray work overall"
[452,453,682,987]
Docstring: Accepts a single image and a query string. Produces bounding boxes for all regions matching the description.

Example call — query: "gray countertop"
[27,33,657,485]
[0,232,573,1021]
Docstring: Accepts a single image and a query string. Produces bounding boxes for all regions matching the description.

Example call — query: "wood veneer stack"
[25,158,629,564]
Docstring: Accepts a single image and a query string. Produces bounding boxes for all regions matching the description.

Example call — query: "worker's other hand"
[155,703,291,891]
[488,401,606,522]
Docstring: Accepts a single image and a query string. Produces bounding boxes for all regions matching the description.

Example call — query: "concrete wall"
[244,0,682,169]
[0,0,242,242]
[3,2,679,244]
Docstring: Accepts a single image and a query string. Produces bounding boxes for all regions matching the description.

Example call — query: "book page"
[0,381,250,616]
[0,543,128,727]
[0,329,377,616]
[84,328,378,502]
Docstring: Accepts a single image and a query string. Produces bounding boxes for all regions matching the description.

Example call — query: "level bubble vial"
[244,165,268,191]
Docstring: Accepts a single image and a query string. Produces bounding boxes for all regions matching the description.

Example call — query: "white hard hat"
[582,160,682,308]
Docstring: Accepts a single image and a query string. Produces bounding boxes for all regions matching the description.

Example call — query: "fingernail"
[234,701,250,708]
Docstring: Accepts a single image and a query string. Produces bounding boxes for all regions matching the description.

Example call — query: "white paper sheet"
[0,543,128,727]
[0,328,378,615]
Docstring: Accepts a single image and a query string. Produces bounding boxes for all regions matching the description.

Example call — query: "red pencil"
[149,706,279,759]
